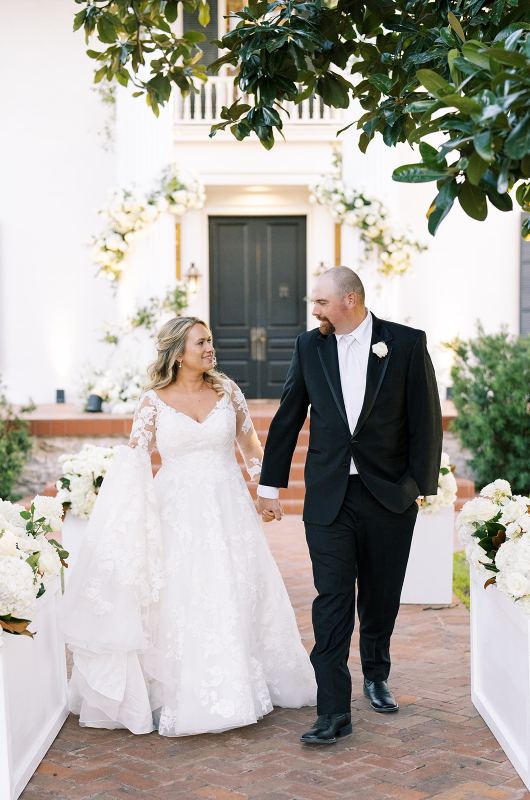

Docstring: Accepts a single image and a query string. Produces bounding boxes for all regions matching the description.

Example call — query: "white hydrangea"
[0,499,27,532]
[56,444,117,519]
[480,479,512,501]
[499,495,530,526]
[35,537,62,580]
[0,528,22,557]
[32,495,64,532]
[459,482,530,614]
[457,496,499,526]
[0,557,37,619]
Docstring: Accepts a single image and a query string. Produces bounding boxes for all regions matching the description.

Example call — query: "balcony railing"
[174,75,343,124]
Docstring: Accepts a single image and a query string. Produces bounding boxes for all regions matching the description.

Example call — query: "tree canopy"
[74,0,530,235]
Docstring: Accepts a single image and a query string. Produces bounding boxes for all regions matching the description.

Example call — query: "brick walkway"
[23,518,529,800]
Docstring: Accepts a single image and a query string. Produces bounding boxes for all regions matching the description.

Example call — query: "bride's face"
[182,323,215,372]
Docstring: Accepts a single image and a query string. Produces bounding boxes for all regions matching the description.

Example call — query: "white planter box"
[401,506,454,605]
[0,583,68,799]
[60,514,88,581]
[470,573,530,790]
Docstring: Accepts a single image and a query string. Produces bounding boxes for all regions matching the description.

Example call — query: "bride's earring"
[177,360,182,368]
[212,354,217,368]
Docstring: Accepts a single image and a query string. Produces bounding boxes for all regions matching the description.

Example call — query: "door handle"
[250,327,267,362]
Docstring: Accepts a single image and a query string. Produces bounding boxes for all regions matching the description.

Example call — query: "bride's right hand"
[258,497,283,522]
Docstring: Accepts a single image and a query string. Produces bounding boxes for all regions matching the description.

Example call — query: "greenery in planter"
[453,551,470,609]
[73,1,530,235]
[449,326,530,494]
[0,381,33,501]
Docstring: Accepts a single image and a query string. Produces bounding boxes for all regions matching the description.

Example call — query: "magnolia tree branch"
[73,0,530,235]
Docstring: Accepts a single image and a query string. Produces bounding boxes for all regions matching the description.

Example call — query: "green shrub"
[453,551,470,610]
[450,326,530,494]
[0,381,32,500]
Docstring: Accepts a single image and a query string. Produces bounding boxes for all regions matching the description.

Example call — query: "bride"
[61,316,316,737]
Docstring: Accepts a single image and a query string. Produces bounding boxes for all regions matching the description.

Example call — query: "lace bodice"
[128,379,263,481]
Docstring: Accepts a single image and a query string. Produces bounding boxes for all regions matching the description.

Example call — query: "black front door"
[209,216,307,398]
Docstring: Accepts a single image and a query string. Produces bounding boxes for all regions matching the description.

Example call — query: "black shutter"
[521,213,530,335]
[183,0,219,66]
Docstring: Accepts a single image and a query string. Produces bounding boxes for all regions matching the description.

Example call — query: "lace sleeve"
[129,391,157,453]
[228,380,263,482]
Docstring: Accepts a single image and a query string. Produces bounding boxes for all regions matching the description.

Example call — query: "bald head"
[320,266,365,304]
[311,266,367,335]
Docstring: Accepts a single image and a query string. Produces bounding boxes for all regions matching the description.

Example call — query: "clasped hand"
[257,496,283,523]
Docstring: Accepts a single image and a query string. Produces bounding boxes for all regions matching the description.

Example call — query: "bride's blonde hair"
[146,316,228,397]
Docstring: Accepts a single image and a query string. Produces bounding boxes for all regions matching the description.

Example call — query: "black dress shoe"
[300,713,352,745]
[363,678,399,713]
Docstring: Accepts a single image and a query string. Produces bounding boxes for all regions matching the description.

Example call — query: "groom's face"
[311,277,349,335]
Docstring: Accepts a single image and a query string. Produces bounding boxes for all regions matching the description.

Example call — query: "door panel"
[210,216,306,398]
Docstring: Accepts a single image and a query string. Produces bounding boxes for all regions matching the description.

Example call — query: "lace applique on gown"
[62,378,316,736]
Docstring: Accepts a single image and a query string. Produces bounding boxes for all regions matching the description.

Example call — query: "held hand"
[257,496,283,522]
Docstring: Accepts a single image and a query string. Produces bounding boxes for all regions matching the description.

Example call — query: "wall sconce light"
[185,262,202,295]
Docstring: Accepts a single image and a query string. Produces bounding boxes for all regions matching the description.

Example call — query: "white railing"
[174,75,343,124]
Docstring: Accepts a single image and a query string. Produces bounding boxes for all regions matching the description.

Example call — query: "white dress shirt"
[258,311,373,500]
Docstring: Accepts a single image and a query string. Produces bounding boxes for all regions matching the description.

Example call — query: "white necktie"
[338,334,365,434]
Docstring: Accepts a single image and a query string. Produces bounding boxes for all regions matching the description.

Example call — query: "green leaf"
[165,0,179,23]
[147,74,172,102]
[467,152,488,186]
[427,178,459,235]
[458,180,488,220]
[473,131,493,162]
[369,73,393,93]
[20,511,31,520]
[440,94,482,114]
[447,11,465,43]
[505,114,530,159]
[461,42,491,71]
[487,47,527,67]
[198,2,210,27]
[419,142,444,166]
[73,9,87,32]
[183,31,207,43]
[416,69,454,98]
[393,163,450,183]
[97,14,118,44]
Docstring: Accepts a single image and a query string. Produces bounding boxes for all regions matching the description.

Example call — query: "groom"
[257,267,442,745]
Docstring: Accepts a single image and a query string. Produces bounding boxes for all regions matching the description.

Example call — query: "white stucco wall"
[0,1,118,404]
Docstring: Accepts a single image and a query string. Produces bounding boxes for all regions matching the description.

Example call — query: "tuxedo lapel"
[352,315,394,437]
[316,333,349,431]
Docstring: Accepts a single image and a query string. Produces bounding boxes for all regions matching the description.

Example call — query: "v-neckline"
[151,390,224,425]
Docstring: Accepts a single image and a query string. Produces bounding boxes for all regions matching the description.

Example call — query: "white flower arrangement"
[457,479,530,613]
[92,165,205,283]
[55,444,117,519]
[80,363,147,415]
[0,496,67,636]
[310,150,426,278]
[418,452,458,514]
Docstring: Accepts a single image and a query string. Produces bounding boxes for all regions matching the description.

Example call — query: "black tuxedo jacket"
[260,314,443,525]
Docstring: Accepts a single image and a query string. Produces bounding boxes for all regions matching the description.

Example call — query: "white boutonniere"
[372,341,388,358]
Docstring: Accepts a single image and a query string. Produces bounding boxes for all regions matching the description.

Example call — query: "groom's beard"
[318,318,336,335]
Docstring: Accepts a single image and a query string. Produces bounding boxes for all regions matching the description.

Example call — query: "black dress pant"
[305,476,417,714]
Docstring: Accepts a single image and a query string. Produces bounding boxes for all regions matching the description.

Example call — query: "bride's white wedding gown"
[61,379,316,736]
